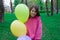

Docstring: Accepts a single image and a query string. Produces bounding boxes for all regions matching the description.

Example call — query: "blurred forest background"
[0,0,60,40]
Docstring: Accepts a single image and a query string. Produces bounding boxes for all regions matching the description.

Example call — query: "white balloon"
[17,36,31,40]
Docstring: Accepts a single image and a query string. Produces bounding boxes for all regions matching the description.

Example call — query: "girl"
[26,5,42,40]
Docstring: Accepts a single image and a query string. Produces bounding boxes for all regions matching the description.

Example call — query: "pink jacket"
[26,16,42,40]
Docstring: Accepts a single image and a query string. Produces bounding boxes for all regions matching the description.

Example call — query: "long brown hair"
[29,5,40,17]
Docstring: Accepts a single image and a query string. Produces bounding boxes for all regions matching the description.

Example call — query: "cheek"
[34,13,37,15]
[30,11,33,15]
[31,12,37,17]
[30,11,32,14]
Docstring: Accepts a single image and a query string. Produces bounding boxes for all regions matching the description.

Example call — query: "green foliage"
[34,0,45,10]
[48,0,51,9]
[14,0,21,8]
[58,0,60,9]
[39,0,44,9]
[34,0,40,5]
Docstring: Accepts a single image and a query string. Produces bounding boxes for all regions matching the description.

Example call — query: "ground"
[0,13,60,40]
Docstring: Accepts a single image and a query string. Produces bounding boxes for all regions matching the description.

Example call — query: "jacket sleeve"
[35,17,42,40]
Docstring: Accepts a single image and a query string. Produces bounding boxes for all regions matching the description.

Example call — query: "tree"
[46,0,49,16]
[25,0,27,5]
[58,0,60,9]
[21,0,23,3]
[56,0,58,14]
[51,0,53,15]
[14,0,24,8]
[10,0,13,13]
[39,0,44,10]
[0,0,4,22]
[14,0,20,8]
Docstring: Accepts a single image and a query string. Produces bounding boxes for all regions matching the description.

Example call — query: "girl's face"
[30,8,37,17]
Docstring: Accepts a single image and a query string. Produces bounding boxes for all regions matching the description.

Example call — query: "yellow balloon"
[10,20,27,37]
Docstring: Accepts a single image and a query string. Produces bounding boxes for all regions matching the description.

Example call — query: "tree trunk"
[0,0,4,22]
[56,0,58,14]
[46,0,49,16]
[25,0,27,5]
[51,0,53,15]
[21,0,23,3]
[10,0,13,13]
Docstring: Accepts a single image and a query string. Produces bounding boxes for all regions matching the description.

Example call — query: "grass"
[41,13,60,40]
[0,13,60,40]
[0,13,17,40]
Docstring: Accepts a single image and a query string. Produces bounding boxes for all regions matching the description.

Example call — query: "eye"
[31,9,34,12]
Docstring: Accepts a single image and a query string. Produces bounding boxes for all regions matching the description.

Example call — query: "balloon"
[17,36,31,40]
[10,20,27,37]
[15,4,29,23]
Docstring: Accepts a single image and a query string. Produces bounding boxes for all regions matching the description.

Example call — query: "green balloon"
[15,4,29,23]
